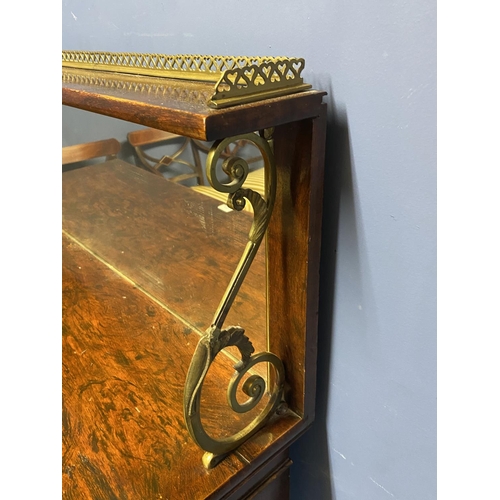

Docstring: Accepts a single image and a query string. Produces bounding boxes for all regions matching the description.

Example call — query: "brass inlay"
[62,51,311,108]
[183,130,286,469]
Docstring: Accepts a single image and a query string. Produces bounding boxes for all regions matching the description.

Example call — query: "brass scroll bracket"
[183,130,287,468]
[184,326,285,469]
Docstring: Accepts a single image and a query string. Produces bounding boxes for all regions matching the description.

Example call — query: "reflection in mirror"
[62,107,269,386]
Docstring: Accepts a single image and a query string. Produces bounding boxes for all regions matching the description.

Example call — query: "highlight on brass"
[62,50,311,108]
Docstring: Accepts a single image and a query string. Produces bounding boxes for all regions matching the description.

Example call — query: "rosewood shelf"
[62,67,325,141]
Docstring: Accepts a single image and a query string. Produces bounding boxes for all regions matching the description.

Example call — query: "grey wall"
[63,1,436,498]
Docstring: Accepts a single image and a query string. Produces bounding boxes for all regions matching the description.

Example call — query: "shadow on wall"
[289,76,358,500]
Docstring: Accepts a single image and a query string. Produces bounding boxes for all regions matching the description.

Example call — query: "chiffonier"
[62,51,327,499]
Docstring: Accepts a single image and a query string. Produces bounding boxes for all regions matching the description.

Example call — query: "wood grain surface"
[267,107,327,418]
[62,160,304,499]
[63,232,303,498]
[62,160,268,360]
[63,234,241,499]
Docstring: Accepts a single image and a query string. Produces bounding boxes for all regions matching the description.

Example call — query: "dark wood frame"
[62,64,327,499]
